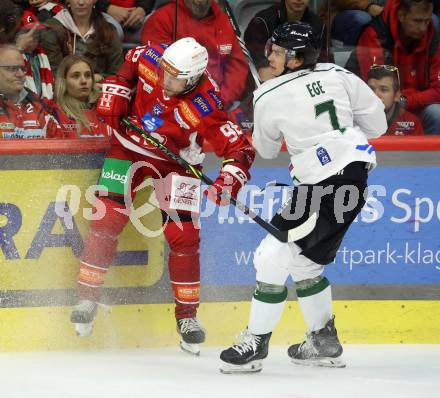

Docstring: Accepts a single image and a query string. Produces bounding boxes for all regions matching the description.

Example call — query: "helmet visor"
[159,61,187,97]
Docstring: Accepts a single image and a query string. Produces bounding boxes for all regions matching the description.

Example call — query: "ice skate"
[70,299,98,337]
[288,316,346,368]
[219,329,272,374]
[176,318,206,356]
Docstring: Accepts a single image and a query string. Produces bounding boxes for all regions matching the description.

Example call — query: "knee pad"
[295,276,330,298]
[254,281,288,304]
[253,234,298,285]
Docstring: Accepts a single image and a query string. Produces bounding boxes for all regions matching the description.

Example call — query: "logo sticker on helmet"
[161,59,180,78]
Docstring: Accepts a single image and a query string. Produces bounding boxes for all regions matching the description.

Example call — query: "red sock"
[164,221,200,319]
[78,199,129,301]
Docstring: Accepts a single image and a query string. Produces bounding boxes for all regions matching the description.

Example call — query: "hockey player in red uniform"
[70,37,255,355]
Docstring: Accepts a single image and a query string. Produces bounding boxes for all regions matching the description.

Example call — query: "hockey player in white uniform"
[219,21,387,373]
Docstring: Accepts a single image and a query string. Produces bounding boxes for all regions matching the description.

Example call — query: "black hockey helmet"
[265,21,320,69]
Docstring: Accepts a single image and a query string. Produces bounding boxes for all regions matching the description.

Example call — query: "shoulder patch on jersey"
[143,47,162,66]
[139,63,158,84]
[191,94,213,116]
[207,90,224,110]
[178,101,201,128]
[174,108,191,129]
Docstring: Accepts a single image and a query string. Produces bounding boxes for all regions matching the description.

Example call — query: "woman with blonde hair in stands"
[55,54,112,138]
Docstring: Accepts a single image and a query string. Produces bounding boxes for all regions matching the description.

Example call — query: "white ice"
[0,345,438,398]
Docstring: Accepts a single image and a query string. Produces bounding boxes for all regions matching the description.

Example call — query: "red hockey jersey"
[55,106,113,139]
[0,92,60,139]
[386,106,425,136]
[98,44,254,168]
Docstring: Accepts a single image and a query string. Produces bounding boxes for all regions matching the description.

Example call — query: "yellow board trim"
[0,169,165,290]
[1,300,439,352]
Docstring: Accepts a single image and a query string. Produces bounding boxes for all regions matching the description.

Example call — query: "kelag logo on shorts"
[99,158,132,195]
[192,94,213,116]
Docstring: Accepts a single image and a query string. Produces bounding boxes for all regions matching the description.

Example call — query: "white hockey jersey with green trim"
[252,63,388,184]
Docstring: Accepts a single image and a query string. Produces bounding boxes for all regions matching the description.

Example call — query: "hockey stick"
[121,118,308,243]
[220,0,261,88]
[173,0,178,42]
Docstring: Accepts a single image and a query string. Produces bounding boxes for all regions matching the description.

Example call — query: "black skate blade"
[179,341,200,356]
[290,356,346,368]
[219,360,263,374]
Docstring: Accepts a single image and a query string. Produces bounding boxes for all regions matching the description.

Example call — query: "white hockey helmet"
[160,37,209,89]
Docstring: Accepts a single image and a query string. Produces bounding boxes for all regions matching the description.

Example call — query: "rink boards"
[0,150,439,351]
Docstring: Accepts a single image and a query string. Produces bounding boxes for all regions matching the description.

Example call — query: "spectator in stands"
[244,0,329,82]
[54,54,112,138]
[96,0,154,38]
[367,64,425,135]
[26,0,65,22]
[0,45,60,138]
[0,1,21,45]
[40,0,124,81]
[16,23,55,102]
[140,0,249,109]
[320,0,385,47]
[1,1,55,102]
[350,0,440,134]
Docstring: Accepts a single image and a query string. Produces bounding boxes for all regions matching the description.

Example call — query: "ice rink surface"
[0,345,438,398]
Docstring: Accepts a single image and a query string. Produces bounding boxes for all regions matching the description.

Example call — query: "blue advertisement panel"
[201,166,440,286]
